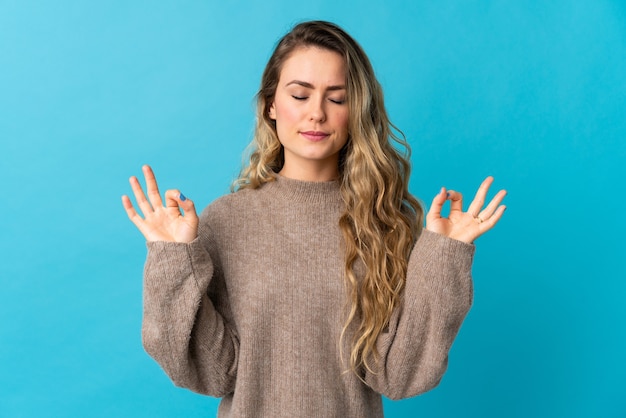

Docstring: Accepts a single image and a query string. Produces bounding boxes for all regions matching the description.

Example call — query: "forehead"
[279,46,346,85]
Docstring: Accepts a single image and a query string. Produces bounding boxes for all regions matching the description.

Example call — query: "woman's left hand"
[425,176,507,244]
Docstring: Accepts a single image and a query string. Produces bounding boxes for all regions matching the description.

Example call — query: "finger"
[143,165,163,208]
[121,195,147,231]
[447,190,464,213]
[426,187,447,221]
[164,190,199,220]
[122,195,163,240]
[479,204,507,232]
[478,189,508,220]
[121,194,136,216]
[178,193,198,219]
[467,176,494,217]
[164,189,183,216]
[129,175,154,216]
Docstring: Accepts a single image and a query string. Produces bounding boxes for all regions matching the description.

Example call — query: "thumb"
[165,189,198,219]
[177,192,198,219]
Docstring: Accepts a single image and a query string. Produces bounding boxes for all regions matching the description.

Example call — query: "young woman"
[122,20,506,417]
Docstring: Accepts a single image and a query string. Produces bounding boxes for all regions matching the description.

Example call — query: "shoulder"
[200,190,246,222]
[199,183,273,227]
[196,183,278,247]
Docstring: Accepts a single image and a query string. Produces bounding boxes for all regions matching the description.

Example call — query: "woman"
[122,21,506,417]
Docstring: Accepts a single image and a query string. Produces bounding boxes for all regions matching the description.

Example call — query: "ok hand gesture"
[121,165,198,243]
[426,176,507,244]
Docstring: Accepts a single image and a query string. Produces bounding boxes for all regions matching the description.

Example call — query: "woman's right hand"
[122,165,199,243]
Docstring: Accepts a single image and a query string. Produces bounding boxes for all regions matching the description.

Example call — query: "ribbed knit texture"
[142,174,475,417]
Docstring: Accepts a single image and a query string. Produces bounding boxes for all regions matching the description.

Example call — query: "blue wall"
[1,1,624,417]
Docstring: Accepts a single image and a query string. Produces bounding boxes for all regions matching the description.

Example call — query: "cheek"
[335,112,350,149]
[337,110,350,135]
[274,99,300,125]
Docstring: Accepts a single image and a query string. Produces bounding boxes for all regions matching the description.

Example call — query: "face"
[269,46,349,181]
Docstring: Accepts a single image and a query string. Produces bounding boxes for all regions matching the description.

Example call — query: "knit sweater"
[142,174,475,417]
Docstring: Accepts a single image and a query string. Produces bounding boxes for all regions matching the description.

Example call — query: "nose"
[309,98,326,123]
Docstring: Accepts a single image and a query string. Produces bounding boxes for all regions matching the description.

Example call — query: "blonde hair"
[234,21,424,375]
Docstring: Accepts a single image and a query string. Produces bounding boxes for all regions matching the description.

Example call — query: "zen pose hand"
[122,165,199,243]
[426,176,507,244]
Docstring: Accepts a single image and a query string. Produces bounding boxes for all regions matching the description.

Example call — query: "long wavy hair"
[234,21,424,375]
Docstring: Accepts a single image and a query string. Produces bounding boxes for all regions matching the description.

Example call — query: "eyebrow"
[285,80,346,91]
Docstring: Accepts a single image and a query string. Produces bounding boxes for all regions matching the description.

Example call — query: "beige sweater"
[142,175,474,417]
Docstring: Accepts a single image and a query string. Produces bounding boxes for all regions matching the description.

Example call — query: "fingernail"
[179,193,187,202]
[446,192,450,198]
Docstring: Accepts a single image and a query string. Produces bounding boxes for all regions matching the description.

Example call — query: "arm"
[365,177,506,399]
[123,165,238,396]
[142,237,238,397]
[364,230,474,399]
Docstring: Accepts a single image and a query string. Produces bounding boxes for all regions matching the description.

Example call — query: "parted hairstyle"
[233,20,424,376]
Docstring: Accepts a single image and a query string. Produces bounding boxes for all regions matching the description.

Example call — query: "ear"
[268,102,276,120]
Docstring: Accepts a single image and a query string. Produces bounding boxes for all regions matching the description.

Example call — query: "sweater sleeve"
[141,236,239,397]
[364,229,475,400]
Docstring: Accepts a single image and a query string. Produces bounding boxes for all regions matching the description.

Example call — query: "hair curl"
[233,20,424,375]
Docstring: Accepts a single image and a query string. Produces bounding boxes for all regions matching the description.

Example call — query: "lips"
[300,131,329,142]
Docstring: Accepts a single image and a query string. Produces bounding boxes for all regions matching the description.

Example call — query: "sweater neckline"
[265,173,342,204]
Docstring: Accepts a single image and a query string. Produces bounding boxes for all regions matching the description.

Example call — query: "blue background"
[1,1,624,417]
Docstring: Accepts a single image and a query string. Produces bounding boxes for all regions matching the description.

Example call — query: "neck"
[279,162,339,182]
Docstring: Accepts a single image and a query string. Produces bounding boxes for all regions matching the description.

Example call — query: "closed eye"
[292,95,307,101]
